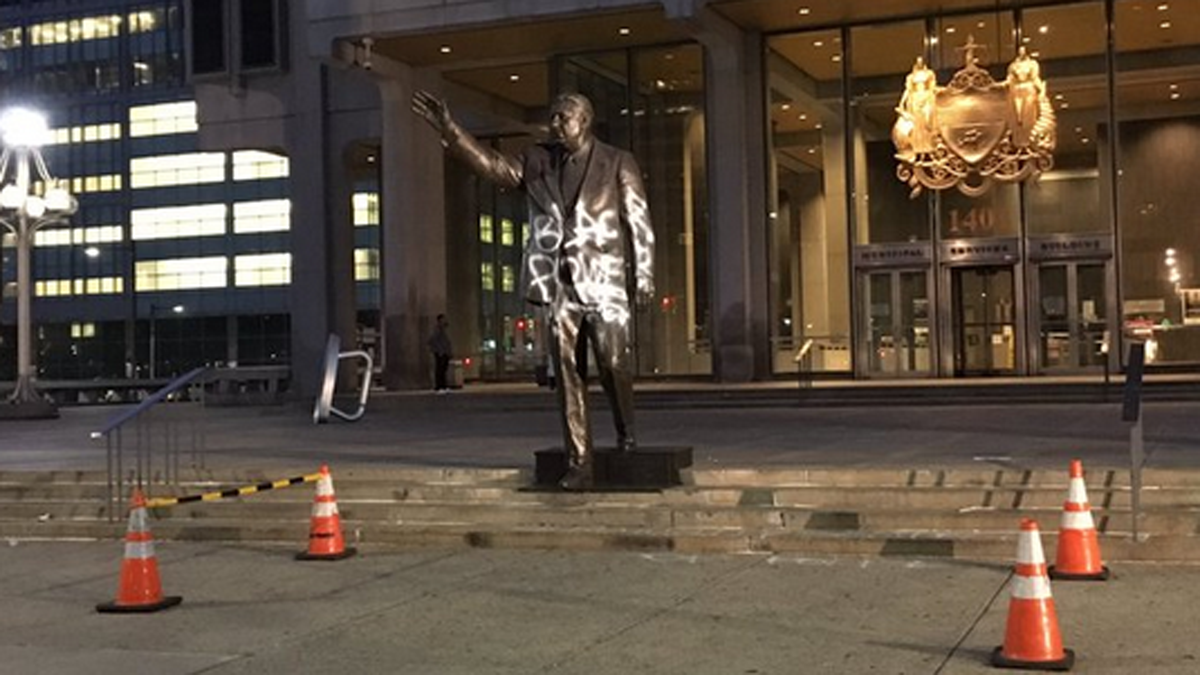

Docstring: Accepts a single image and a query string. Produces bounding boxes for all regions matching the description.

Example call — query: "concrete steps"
[1,465,1198,561]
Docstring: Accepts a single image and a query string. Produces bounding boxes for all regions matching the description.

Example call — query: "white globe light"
[0,108,50,148]
[0,184,23,209]
[24,195,46,218]
[44,186,74,213]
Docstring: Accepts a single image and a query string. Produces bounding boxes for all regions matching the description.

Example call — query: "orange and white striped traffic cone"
[296,464,356,561]
[992,519,1074,671]
[1049,459,1110,581]
[96,489,182,613]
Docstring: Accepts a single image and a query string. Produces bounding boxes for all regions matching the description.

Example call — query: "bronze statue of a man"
[412,90,655,490]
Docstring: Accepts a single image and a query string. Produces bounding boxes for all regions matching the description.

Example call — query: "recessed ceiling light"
[807,147,817,154]
[781,103,791,111]
[1158,3,1170,10]
[1160,20,1172,29]
[946,26,957,34]
[1081,137,1091,144]
[1171,92,1182,100]
[799,113,808,120]
[831,54,841,62]
[977,21,987,29]
[813,40,824,47]
[1170,83,1179,89]
[1039,25,1050,34]
[1030,51,1041,58]
[1075,126,1083,133]
[439,45,451,54]
[618,26,631,36]
[930,36,940,45]
[1054,93,1065,100]
[1060,102,1070,109]
[509,74,520,82]
[1022,36,1032,44]
[815,123,823,129]
[798,7,811,15]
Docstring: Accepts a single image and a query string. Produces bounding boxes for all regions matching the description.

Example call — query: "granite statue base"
[534,446,693,490]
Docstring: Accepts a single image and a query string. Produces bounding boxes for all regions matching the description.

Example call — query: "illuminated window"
[35,277,124,297]
[233,150,289,181]
[67,174,122,193]
[47,124,121,146]
[136,257,228,291]
[354,248,379,281]
[522,222,530,245]
[127,10,163,33]
[0,27,20,50]
[71,323,97,339]
[30,15,122,45]
[130,152,226,188]
[352,193,379,227]
[129,101,198,137]
[34,226,123,246]
[235,253,291,287]
[132,204,227,240]
[233,199,290,233]
[480,215,494,244]
[501,219,517,246]
[501,265,515,292]
[481,262,495,291]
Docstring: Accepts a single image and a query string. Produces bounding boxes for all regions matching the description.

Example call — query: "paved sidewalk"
[1,541,1197,674]
[2,386,1199,473]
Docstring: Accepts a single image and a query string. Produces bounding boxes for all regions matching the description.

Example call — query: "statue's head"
[549,93,594,152]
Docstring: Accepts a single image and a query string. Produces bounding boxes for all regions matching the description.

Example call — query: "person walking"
[428,314,453,393]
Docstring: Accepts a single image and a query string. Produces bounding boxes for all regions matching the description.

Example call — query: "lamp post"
[0,107,77,416]
[148,303,184,380]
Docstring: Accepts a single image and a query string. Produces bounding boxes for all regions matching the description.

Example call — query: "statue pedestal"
[534,446,693,489]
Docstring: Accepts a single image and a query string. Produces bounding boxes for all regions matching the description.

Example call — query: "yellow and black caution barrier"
[144,471,322,509]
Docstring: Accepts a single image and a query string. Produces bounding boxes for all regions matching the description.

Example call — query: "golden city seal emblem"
[892,37,1056,197]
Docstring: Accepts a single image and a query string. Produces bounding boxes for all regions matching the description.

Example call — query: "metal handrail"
[91,367,208,520]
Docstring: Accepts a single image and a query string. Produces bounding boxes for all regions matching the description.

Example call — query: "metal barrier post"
[1122,341,1146,543]
[313,334,374,424]
[794,339,815,390]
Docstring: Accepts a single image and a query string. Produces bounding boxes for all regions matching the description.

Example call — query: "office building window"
[233,199,290,233]
[500,218,515,247]
[129,101,198,137]
[233,150,289,181]
[235,252,291,287]
[71,323,97,339]
[35,276,124,297]
[35,226,123,247]
[132,204,227,240]
[481,262,495,291]
[353,192,379,226]
[136,256,228,291]
[354,249,379,281]
[47,123,121,145]
[67,174,123,193]
[479,215,494,243]
[130,152,226,188]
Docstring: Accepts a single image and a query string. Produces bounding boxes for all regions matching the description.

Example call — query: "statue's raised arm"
[410,89,522,188]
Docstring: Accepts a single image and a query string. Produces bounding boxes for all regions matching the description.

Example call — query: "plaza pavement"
[2,381,1199,474]
[1,541,1197,674]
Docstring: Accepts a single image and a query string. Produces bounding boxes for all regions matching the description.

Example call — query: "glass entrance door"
[863,269,932,376]
[952,266,1016,375]
[1036,262,1108,371]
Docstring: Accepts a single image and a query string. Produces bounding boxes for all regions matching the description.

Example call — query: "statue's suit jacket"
[445,126,655,323]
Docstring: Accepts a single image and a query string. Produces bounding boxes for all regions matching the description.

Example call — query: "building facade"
[5,0,1200,397]
[0,0,382,397]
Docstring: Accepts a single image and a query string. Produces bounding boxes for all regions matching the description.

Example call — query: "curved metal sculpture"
[893,37,1056,197]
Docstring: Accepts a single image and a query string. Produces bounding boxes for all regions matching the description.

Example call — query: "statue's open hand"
[412,90,451,133]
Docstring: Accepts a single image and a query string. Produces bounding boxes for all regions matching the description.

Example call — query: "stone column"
[378,75,448,390]
[667,1,771,382]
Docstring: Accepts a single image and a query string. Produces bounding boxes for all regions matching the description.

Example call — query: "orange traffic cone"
[992,519,1074,671]
[1049,459,1109,581]
[96,489,183,613]
[296,464,356,561]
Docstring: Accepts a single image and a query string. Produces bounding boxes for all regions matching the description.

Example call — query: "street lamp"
[149,303,184,380]
[0,107,77,414]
